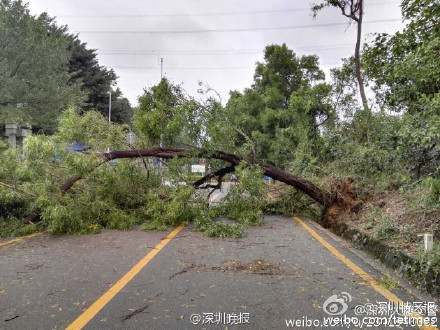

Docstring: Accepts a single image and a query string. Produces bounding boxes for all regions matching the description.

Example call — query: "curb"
[331,222,440,297]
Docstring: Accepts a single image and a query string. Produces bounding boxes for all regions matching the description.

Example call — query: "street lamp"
[107,90,112,123]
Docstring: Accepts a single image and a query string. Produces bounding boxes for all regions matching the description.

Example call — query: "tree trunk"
[354,0,369,111]
[57,147,360,225]
[100,147,335,206]
[260,163,333,206]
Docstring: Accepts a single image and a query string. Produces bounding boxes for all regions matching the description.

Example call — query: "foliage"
[289,83,334,174]
[0,108,146,236]
[0,218,41,237]
[364,0,439,114]
[134,78,205,147]
[193,209,245,239]
[0,0,132,133]
[411,176,440,207]
[375,216,398,240]
[363,0,440,178]
[0,0,84,133]
[142,185,198,231]
[219,163,265,225]
[65,36,132,124]
[264,187,322,221]
[214,44,332,168]
[415,243,440,275]
[199,221,245,239]
[0,108,259,238]
[378,275,399,290]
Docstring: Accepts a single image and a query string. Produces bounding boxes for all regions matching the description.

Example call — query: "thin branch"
[0,182,37,198]
[9,57,25,78]
[193,166,235,188]
[234,126,257,164]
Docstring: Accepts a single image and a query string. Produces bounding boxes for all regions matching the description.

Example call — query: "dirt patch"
[170,259,297,279]
[215,259,289,275]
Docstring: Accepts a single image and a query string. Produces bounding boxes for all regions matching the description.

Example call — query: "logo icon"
[323,292,352,316]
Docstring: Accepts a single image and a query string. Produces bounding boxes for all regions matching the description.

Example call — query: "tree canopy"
[0,0,83,133]
[363,0,440,178]
[66,36,133,124]
[211,44,334,168]
[0,0,132,133]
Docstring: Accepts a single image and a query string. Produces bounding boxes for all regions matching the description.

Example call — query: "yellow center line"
[294,217,438,330]
[0,232,42,247]
[66,225,184,330]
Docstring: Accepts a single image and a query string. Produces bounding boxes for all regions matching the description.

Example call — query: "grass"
[375,216,399,240]
[0,218,41,238]
[416,242,440,271]
[378,274,399,290]
[363,221,375,230]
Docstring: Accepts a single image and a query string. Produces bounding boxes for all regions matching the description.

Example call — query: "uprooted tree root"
[323,177,364,228]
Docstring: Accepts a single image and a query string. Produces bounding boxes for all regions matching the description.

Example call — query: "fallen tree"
[58,147,362,226]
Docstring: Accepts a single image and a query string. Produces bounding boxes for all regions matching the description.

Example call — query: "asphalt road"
[0,216,437,330]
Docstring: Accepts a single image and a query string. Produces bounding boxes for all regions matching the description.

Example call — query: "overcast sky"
[26,0,404,107]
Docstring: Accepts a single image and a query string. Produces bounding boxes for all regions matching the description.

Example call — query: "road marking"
[294,217,437,330]
[66,225,184,330]
[0,232,42,247]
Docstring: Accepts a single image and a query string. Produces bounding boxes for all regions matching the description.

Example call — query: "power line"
[111,65,340,70]
[98,44,354,56]
[57,1,400,18]
[100,45,354,53]
[113,66,254,70]
[74,19,401,34]
[100,50,262,55]
[61,7,310,18]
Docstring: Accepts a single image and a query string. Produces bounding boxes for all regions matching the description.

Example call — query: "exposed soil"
[339,190,440,256]
[269,177,440,257]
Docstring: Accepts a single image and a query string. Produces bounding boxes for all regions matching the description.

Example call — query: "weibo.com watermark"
[286,292,438,328]
[323,292,352,316]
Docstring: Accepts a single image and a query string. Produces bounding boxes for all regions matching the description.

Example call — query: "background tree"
[312,0,369,111]
[134,78,204,147]
[215,44,333,169]
[0,0,132,133]
[253,44,324,109]
[363,0,440,178]
[329,57,359,119]
[109,89,133,125]
[0,0,84,133]
[65,35,133,124]
[289,83,335,174]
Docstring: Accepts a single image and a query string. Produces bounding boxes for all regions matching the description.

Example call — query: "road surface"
[0,216,437,329]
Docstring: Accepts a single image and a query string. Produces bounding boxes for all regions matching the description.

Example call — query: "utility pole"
[107,90,112,124]
[160,57,164,149]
